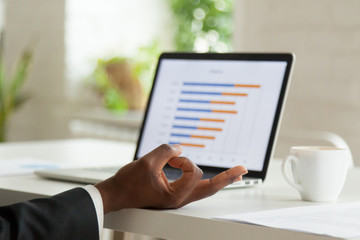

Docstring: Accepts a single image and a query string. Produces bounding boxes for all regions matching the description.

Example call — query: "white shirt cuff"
[83,185,104,238]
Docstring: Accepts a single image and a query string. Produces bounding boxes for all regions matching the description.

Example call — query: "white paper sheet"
[216,202,360,238]
[0,158,62,176]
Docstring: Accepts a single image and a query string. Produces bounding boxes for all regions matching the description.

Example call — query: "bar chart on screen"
[137,58,288,169]
[162,80,262,165]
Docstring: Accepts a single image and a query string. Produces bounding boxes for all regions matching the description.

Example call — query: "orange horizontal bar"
[212,110,238,114]
[210,101,235,105]
[200,118,225,122]
[222,93,248,96]
[234,84,261,88]
[181,143,205,148]
[191,135,215,140]
[197,127,222,131]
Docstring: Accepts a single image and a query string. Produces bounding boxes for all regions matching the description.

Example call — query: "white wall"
[234,0,360,165]
[0,0,5,31]
[4,0,70,141]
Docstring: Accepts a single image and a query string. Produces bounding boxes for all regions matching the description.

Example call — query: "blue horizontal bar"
[175,116,201,121]
[181,91,222,95]
[171,133,191,138]
[173,125,197,130]
[184,82,235,87]
[179,99,211,104]
[169,141,181,145]
[177,108,212,112]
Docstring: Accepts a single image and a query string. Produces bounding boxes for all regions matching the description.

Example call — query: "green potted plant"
[89,42,160,112]
[0,40,33,142]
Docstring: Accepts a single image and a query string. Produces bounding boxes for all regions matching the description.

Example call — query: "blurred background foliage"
[169,0,234,52]
[89,41,161,111]
[0,38,33,141]
[90,0,234,112]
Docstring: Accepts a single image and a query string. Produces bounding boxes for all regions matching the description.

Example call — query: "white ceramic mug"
[281,146,349,202]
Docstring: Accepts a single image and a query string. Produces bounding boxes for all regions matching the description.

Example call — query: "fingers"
[182,166,248,206]
[208,165,248,190]
[168,157,203,203]
[141,144,183,172]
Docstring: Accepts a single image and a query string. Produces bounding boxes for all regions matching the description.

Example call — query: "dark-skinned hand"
[95,144,248,213]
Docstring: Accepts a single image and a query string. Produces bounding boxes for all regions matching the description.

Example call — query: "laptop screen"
[135,53,293,175]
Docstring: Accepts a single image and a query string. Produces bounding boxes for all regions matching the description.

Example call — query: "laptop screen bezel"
[133,52,294,181]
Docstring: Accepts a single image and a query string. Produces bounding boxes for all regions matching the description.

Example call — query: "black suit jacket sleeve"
[0,187,99,240]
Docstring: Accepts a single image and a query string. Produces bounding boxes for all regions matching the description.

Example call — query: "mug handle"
[281,155,302,192]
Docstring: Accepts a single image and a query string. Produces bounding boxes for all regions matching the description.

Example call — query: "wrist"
[95,177,125,214]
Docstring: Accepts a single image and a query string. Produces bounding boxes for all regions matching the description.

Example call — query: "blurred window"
[65,0,171,97]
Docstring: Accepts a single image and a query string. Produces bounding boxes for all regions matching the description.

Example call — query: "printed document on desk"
[0,158,79,177]
[216,202,360,238]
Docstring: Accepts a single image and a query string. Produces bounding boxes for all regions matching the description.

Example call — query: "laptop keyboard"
[86,166,120,174]
[85,166,262,187]
[163,167,262,187]
[163,167,217,180]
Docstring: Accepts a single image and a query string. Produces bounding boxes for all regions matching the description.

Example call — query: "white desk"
[1,139,360,240]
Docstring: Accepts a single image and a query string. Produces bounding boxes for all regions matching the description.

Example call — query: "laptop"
[35,52,295,188]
